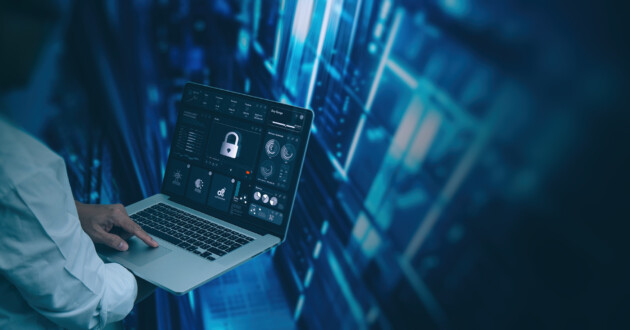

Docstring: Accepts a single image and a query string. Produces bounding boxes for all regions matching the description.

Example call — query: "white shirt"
[0,117,137,329]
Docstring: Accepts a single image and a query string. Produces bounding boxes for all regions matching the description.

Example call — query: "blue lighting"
[304,266,314,288]
[386,59,419,90]
[25,0,615,328]
[159,119,167,139]
[440,0,470,17]
[313,240,322,259]
[305,0,334,109]
[321,220,329,235]
[293,294,305,320]
[188,291,195,311]
[327,251,365,327]
[368,42,377,54]
[237,29,250,59]
[148,85,159,104]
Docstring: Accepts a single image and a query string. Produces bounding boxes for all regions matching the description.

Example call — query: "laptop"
[98,82,313,295]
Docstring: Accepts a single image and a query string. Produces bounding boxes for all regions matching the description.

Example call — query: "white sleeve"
[0,154,137,329]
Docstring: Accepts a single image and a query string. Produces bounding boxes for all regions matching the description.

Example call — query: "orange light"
[246,170,250,175]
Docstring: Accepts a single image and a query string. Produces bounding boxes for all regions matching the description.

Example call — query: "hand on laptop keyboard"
[131,203,253,261]
[76,201,159,251]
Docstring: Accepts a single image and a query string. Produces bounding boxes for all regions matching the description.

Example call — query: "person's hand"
[75,201,158,251]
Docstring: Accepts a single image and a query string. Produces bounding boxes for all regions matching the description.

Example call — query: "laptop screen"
[161,83,313,240]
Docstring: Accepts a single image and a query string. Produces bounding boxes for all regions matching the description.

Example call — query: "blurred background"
[1,0,629,329]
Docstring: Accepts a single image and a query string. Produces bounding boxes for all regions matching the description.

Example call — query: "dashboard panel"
[162,83,312,237]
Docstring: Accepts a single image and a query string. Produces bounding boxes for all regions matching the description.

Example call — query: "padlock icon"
[220,131,240,158]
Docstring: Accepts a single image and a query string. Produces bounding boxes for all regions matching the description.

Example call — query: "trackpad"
[100,237,172,267]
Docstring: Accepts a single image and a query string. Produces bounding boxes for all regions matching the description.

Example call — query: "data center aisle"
[150,252,295,330]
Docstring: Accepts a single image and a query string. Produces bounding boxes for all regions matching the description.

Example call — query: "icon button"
[270,196,278,206]
[265,139,280,157]
[207,173,234,212]
[281,143,296,162]
[260,160,274,178]
[253,191,261,200]
[262,194,269,204]
[220,131,240,158]
[185,166,211,204]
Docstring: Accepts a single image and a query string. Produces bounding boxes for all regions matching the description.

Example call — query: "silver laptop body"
[98,83,313,295]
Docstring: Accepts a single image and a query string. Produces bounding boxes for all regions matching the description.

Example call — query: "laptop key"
[145,227,158,235]
[204,239,217,246]
[208,247,225,256]
[161,234,181,245]
[223,245,237,252]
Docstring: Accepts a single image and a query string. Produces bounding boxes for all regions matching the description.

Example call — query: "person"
[0,1,159,329]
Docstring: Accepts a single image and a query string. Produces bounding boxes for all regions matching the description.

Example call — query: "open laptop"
[98,82,313,295]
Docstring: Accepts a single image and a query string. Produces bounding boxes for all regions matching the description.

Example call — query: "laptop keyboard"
[131,203,254,261]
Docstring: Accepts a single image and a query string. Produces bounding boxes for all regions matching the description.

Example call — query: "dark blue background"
[2,0,628,328]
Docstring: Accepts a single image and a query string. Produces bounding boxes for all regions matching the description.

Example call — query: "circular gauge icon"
[253,191,261,200]
[270,196,278,206]
[260,160,275,178]
[281,144,296,162]
[262,194,270,204]
[265,139,280,158]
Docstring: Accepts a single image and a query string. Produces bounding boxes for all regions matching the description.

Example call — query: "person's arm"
[73,202,158,304]
[0,159,137,329]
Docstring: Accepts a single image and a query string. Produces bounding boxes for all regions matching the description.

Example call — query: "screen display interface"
[162,83,312,236]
